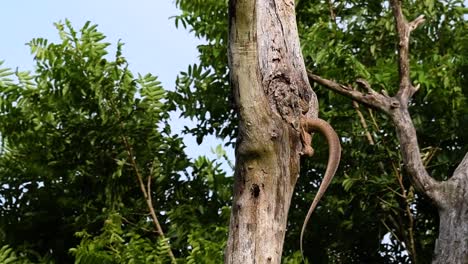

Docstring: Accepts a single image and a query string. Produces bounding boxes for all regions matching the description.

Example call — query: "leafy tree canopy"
[173,0,467,263]
[0,20,231,263]
[0,0,466,262]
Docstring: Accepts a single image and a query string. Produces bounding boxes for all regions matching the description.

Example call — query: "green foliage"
[70,213,173,264]
[0,245,30,264]
[186,225,227,264]
[173,0,466,263]
[295,2,466,262]
[170,0,234,145]
[1,0,466,262]
[282,251,306,264]
[0,20,233,263]
[168,156,231,258]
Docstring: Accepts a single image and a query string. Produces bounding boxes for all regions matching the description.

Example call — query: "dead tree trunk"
[431,154,468,264]
[225,0,319,263]
[305,0,468,262]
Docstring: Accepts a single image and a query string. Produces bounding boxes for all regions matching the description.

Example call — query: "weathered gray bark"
[306,0,468,262]
[432,153,468,264]
[225,0,317,263]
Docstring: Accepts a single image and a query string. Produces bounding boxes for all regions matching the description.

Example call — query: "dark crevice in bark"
[226,0,316,263]
[251,184,260,198]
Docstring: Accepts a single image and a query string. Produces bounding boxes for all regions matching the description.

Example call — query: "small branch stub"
[409,15,425,32]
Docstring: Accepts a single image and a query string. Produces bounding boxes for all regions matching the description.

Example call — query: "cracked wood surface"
[226,0,320,263]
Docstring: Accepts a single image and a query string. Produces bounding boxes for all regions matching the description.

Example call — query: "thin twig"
[108,69,177,263]
[352,100,375,145]
[327,0,336,23]
[367,109,380,132]
[385,186,406,199]
[391,161,417,262]
[380,219,402,244]
[121,136,177,263]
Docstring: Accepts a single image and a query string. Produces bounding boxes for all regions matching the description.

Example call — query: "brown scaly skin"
[299,117,341,260]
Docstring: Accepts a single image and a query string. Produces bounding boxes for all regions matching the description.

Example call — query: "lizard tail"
[300,118,341,261]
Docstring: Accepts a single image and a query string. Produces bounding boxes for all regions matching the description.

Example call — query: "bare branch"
[307,70,440,198]
[327,0,336,22]
[307,2,467,259]
[389,0,425,105]
[352,100,375,145]
[409,15,426,32]
[110,96,176,263]
[392,162,417,262]
[389,109,440,198]
[386,0,441,201]
[355,78,375,94]
[307,70,398,113]
[121,135,177,264]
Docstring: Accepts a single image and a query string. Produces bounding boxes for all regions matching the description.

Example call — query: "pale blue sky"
[0,0,234,170]
[1,0,199,87]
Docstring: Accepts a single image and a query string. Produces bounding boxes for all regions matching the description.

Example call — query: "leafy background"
[1,0,467,263]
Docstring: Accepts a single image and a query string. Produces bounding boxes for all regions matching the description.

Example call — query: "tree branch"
[307,70,399,113]
[308,2,466,260]
[389,0,424,105]
[389,108,439,195]
[327,0,336,23]
[112,102,176,263]
[306,3,441,202]
[392,162,417,262]
[352,100,374,145]
[121,134,177,263]
[386,0,441,200]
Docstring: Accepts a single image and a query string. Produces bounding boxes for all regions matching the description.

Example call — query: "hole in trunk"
[251,184,260,198]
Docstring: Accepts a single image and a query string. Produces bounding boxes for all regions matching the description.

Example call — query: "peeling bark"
[225,0,317,263]
[432,154,468,264]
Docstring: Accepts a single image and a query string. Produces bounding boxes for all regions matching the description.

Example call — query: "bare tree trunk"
[432,153,468,264]
[225,0,318,263]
